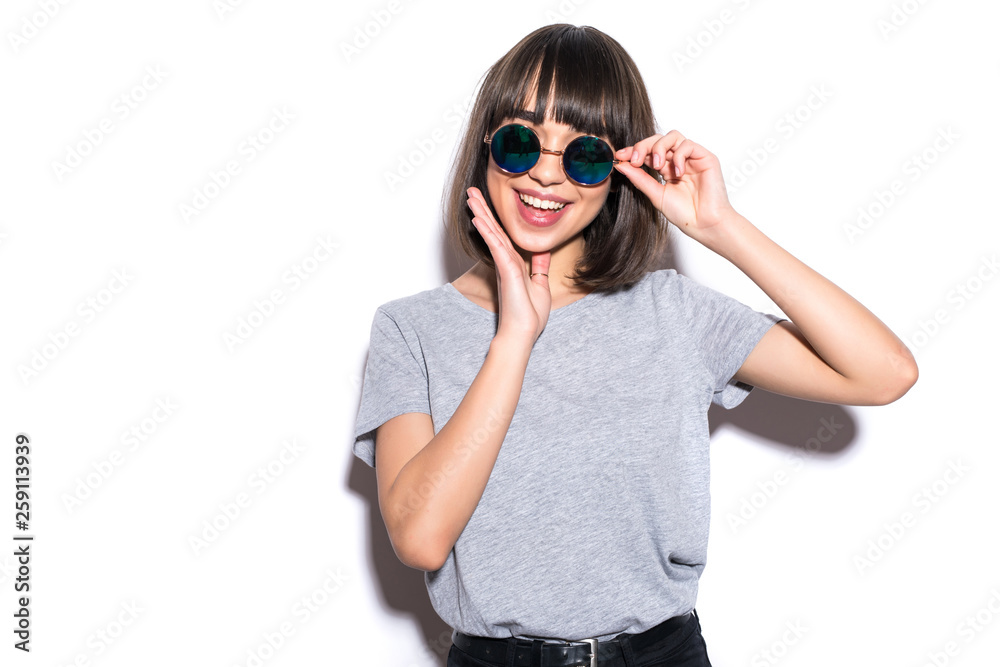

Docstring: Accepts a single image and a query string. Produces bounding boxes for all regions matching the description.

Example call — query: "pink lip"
[513,189,570,227]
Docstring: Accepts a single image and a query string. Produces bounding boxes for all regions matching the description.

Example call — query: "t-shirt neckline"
[441,281,600,321]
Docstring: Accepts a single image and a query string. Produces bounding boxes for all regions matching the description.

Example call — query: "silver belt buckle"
[570,637,597,667]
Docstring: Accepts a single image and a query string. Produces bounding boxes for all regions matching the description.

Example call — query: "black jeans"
[446,609,712,667]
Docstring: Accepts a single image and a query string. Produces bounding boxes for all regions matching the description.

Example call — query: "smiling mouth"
[518,192,566,212]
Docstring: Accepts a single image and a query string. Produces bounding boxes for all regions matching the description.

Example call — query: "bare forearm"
[706,209,916,385]
[385,335,530,568]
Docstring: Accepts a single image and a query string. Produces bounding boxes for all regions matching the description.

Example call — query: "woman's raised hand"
[466,187,551,346]
[612,130,735,244]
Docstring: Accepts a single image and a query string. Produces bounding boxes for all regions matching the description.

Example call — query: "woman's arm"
[376,336,531,572]
[377,188,552,572]
[614,131,918,406]
[707,209,917,405]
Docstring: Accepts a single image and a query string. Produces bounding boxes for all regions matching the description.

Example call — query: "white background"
[1,1,998,666]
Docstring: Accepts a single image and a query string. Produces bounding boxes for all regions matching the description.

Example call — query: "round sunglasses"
[483,123,623,186]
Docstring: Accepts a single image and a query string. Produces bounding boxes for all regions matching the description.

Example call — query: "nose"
[527,147,566,186]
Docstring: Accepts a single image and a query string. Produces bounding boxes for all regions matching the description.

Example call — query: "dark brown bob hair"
[444,24,667,291]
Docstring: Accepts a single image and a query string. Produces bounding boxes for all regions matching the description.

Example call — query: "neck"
[474,236,592,303]
[527,235,589,297]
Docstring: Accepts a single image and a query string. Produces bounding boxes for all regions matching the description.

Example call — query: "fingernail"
[631,150,639,163]
[653,154,661,169]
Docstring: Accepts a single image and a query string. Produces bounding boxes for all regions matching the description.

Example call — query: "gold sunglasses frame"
[483,123,624,186]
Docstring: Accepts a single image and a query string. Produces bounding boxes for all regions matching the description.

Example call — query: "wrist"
[489,333,534,363]
[699,208,755,262]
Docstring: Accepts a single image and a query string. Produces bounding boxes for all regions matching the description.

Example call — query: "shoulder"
[642,267,679,287]
[363,285,454,358]
[640,268,732,304]
[625,269,753,324]
[572,269,682,311]
[643,267,711,291]
[627,267,688,303]
[371,283,450,321]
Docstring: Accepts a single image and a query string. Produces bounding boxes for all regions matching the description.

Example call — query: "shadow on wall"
[709,390,856,452]
[342,232,471,667]
[347,464,455,666]
[345,229,858,666]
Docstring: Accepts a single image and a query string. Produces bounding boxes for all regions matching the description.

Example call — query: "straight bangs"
[486,28,635,151]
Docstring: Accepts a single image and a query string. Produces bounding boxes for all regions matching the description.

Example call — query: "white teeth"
[518,193,565,211]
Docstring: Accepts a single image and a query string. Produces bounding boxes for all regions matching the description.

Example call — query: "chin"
[510,229,576,257]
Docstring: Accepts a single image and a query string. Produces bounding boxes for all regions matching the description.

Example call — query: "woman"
[353,24,917,667]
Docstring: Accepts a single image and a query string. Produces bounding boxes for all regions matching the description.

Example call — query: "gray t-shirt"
[353,268,784,641]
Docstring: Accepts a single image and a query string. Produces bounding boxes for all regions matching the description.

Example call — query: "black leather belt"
[451,610,695,667]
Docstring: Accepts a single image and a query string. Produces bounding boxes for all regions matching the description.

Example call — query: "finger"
[672,139,695,178]
[617,130,685,170]
[467,187,505,236]
[613,160,666,205]
[470,211,511,263]
[615,134,661,168]
[467,186,490,216]
[470,216,499,250]
[467,194,505,250]
[467,187,492,222]
[530,252,551,283]
[467,188,511,249]
[467,189,524,276]
[652,143,694,180]
[671,139,709,178]
[650,134,686,174]
[472,216,524,281]
[467,191,492,227]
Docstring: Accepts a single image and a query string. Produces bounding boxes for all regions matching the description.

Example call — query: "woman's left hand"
[613,130,735,242]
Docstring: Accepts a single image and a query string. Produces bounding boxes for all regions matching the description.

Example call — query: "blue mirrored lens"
[490,124,539,174]
[563,136,615,185]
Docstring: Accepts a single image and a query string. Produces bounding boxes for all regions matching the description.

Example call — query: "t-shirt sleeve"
[674,272,786,409]
[352,306,431,468]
